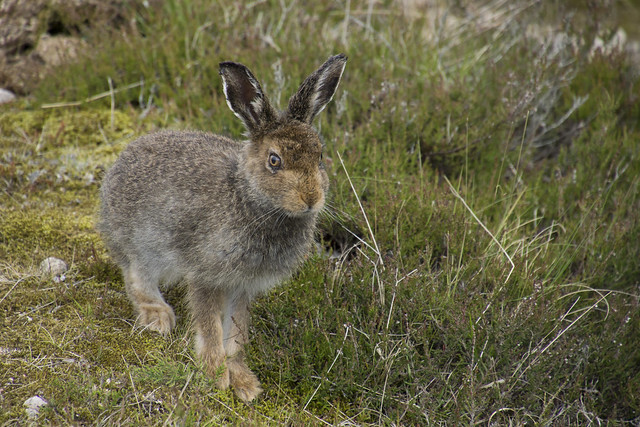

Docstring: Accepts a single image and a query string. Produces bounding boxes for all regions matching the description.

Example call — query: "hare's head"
[219,55,346,217]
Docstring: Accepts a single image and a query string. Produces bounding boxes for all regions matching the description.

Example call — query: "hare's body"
[99,55,346,402]
[101,130,315,295]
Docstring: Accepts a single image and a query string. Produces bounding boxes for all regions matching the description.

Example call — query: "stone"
[35,34,86,67]
[24,395,48,419]
[0,88,16,103]
[39,257,68,282]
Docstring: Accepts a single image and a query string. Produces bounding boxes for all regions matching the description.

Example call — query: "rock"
[0,0,135,95]
[35,34,86,68]
[0,88,16,103]
[24,395,48,418]
[39,257,68,282]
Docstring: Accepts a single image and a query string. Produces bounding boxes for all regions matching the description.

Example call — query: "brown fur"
[99,55,346,402]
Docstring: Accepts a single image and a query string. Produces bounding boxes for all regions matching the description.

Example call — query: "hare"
[98,54,346,402]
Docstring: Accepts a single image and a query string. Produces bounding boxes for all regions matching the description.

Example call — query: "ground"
[1,0,640,424]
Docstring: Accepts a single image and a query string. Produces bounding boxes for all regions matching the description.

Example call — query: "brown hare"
[99,54,347,402]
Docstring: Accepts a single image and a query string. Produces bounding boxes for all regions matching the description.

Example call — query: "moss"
[0,208,102,266]
[0,110,48,137]
[0,108,136,148]
[0,107,141,269]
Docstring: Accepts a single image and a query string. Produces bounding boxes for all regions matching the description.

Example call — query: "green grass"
[2,0,640,424]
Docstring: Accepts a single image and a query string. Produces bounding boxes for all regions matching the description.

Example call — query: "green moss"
[0,110,48,136]
[0,209,101,266]
[0,109,136,148]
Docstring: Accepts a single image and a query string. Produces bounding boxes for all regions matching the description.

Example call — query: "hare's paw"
[202,359,230,390]
[229,358,263,402]
[196,338,230,390]
[138,303,176,335]
[211,363,230,390]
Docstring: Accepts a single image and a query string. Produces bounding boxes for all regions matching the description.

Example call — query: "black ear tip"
[219,61,231,75]
[329,53,348,64]
[219,61,248,75]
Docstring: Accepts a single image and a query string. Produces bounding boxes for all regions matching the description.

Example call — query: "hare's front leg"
[124,265,175,334]
[190,287,229,389]
[224,291,263,402]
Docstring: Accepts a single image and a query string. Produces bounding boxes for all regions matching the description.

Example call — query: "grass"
[2,0,640,424]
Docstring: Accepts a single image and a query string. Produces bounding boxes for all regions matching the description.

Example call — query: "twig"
[510,293,610,390]
[41,80,144,109]
[0,277,25,306]
[162,371,194,427]
[108,77,115,131]
[337,150,384,267]
[444,175,515,283]
[303,324,350,411]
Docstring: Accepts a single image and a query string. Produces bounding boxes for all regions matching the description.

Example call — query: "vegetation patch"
[2,0,639,424]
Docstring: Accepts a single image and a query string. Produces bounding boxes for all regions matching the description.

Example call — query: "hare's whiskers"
[240,207,280,235]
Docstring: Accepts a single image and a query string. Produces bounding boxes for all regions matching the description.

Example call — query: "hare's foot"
[138,302,176,334]
[196,335,230,390]
[124,266,175,334]
[228,357,262,402]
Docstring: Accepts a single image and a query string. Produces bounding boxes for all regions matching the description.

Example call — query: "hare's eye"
[268,153,282,170]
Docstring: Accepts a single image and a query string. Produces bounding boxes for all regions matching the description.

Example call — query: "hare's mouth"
[283,202,324,218]
[284,208,317,219]
[276,190,325,217]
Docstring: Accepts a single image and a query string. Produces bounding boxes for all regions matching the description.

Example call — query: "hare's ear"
[286,54,347,124]
[219,61,276,133]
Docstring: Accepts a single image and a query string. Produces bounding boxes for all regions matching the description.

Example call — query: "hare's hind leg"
[224,291,262,402]
[190,286,230,390]
[124,264,176,335]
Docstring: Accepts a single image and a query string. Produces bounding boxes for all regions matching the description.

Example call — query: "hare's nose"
[303,199,315,211]
[302,193,321,211]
